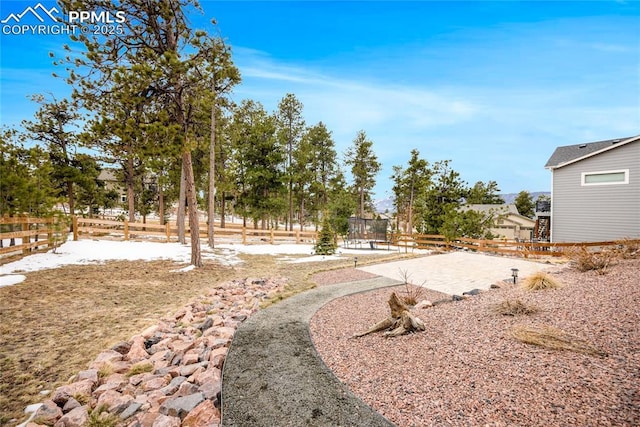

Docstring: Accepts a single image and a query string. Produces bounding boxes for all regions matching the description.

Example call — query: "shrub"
[521,272,561,291]
[398,268,426,306]
[314,215,337,255]
[492,299,538,316]
[565,246,616,274]
[510,324,606,357]
[614,238,640,259]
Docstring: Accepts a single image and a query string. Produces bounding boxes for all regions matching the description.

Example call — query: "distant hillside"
[374,191,550,214]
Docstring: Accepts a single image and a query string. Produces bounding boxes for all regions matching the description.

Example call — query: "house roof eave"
[546,135,640,170]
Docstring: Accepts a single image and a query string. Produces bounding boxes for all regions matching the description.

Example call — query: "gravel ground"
[310,258,640,427]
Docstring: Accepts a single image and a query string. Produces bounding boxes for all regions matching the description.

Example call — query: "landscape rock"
[182,399,221,427]
[119,402,143,420]
[96,389,134,414]
[62,397,81,413]
[19,277,287,427]
[414,300,433,309]
[51,379,94,406]
[152,414,182,427]
[159,393,205,419]
[33,400,62,425]
[111,341,132,355]
[126,335,149,362]
[90,350,123,369]
[53,405,88,427]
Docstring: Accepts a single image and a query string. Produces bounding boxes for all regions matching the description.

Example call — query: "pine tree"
[315,214,337,255]
[345,130,381,219]
[515,191,535,218]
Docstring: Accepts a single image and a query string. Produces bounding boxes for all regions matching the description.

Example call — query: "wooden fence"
[392,233,638,258]
[0,216,66,256]
[72,216,318,245]
[4,216,635,261]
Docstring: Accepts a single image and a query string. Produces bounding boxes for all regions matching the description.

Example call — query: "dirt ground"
[0,250,401,425]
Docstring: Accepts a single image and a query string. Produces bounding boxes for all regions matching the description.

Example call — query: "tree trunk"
[158,184,165,225]
[125,157,135,222]
[220,194,226,228]
[355,292,426,338]
[177,167,186,244]
[182,149,202,267]
[67,181,75,231]
[208,79,216,248]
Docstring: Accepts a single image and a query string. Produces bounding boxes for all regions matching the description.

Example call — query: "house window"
[581,169,629,186]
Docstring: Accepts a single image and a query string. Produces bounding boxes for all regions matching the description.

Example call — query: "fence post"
[22,219,30,254]
[242,227,246,244]
[166,223,171,242]
[270,228,274,244]
[296,230,300,244]
[47,217,53,247]
[72,216,78,241]
[124,219,129,241]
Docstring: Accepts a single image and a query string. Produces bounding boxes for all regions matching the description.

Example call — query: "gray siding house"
[545,135,640,242]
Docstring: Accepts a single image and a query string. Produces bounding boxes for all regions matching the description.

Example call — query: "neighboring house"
[545,135,640,243]
[97,169,127,203]
[463,204,535,240]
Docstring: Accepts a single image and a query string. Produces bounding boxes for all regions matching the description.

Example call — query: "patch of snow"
[171,265,196,273]
[0,239,402,289]
[0,274,26,287]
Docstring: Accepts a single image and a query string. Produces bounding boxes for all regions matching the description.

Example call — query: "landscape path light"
[354,257,358,268]
[511,268,519,284]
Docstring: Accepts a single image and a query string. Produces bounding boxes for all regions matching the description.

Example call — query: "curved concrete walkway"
[221,276,400,427]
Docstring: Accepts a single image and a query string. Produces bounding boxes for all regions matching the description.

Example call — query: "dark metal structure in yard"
[347,217,389,247]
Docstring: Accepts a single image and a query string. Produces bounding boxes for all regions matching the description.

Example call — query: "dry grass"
[521,271,562,291]
[565,246,617,274]
[491,299,539,316]
[510,324,607,357]
[0,249,400,425]
[614,238,640,259]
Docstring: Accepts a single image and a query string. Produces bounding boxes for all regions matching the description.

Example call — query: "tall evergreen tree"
[515,190,535,218]
[22,95,84,217]
[276,94,305,231]
[415,160,467,234]
[297,122,338,229]
[391,149,432,234]
[58,0,228,266]
[466,181,505,204]
[345,130,381,218]
[0,127,58,216]
[230,100,285,228]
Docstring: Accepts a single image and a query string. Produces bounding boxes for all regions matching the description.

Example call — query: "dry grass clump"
[521,271,561,291]
[126,362,154,377]
[565,246,616,274]
[492,299,538,316]
[614,238,640,259]
[510,324,607,357]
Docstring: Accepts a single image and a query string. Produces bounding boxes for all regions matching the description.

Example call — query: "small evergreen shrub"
[315,215,337,255]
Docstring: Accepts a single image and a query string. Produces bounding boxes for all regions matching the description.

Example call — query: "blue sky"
[1,1,639,200]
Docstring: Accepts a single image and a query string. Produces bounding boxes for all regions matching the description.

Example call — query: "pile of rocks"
[23,277,288,427]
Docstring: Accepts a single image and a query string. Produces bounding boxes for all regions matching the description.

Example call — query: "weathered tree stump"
[355,292,426,337]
